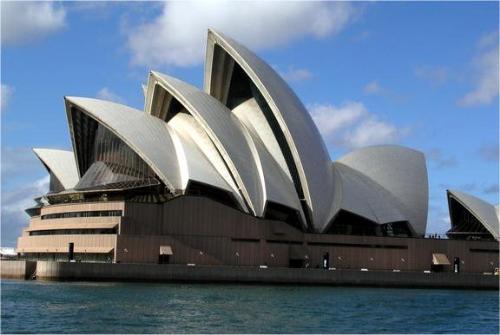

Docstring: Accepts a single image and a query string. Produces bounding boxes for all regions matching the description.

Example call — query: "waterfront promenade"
[1,260,498,289]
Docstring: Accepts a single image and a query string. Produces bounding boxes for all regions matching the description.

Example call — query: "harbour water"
[1,279,498,334]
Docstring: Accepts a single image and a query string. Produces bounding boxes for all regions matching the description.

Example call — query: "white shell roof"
[337,145,429,236]
[45,31,435,235]
[33,148,79,190]
[331,162,408,227]
[244,124,307,228]
[65,97,181,193]
[145,71,264,216]
[168,113,247,211]
[205,29,335,232]
[447,190,499,241]
[231,98,292,182]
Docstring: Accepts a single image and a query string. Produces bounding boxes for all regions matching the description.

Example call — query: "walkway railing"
[424,233,448,239]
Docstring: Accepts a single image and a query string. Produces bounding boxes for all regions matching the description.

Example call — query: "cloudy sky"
[1,1,498,246]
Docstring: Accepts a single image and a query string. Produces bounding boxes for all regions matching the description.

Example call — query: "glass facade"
[380,221,413,237]
[25,206,42,217]
[23,253,113,263]
[29,228,116,236]
[327,210,413,237]
[264,201,303,231]
[41,210,122,220]
[447,198,493,240]
[73,113,159,191]
[49,172,65,193]
[186,181,239,210]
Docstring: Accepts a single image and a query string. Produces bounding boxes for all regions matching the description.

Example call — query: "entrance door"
[289,259,305,268]
[159,254,170,264]
[159,245,173,264]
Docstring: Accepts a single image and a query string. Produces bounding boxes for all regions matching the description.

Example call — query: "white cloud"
[426,148,457,169]
[483,183,499,195]
[1,1,66,45]
[345,118,406,148]
[66,1,110,13]
[426,200,452,235]
[414,66,449,87]
[280,67,314,82]
[458,32,499,107]
[309,102,366,136]
[352,30,372,42]
[1,175,49,247]
[309,101,409,149]
[362,80,407,103]
[2,176,49,214]
[478,143,499,162]
[126,1,357,67]
[1,147,54,246]
[1,147,39,182]
[96,87,125,104]
[1,84,13,112]
[363,80,382,94]
[477,31,499,49]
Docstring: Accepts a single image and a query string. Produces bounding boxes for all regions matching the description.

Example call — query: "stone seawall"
[0,260,37,279]
[24,261,498,289]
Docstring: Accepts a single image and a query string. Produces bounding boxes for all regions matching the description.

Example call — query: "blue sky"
[1,1,498,247]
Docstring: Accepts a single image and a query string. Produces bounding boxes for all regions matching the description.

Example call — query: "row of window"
[231,238,407,249]
[22,253,112,263]
[73,115,159,191]
[30,228,117,236]
[41,210,122,220]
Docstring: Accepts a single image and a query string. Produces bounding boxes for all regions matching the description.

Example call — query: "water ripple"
[1,280,498,334]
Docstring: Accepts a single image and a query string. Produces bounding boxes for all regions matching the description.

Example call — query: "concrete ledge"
[0,260,37,279]
[31,261,499,290]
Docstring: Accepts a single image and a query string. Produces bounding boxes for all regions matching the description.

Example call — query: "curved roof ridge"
[65,96,181,193]
[145,71,265,216]
[244,123,307,227]
[32,148,79,190]
[334,162,379,224]
[231,98,292,182]
[338,162,409,222]
[205,29,335,231]
[341,144,423,155]
[168,113,248,212]
[332,162,408,228]
[337,145,429,235]
[447,189,499,240]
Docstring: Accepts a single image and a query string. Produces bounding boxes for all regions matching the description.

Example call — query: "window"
[72,108,159,191]
[29,228,117,236]
[41,210,122,220]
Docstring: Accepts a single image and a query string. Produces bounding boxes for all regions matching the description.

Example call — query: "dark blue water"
[1,280,498,334]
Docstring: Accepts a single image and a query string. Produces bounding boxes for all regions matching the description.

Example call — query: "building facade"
[16,30,499,273]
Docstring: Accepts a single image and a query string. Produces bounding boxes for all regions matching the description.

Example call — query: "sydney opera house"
[16,30,499,273]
